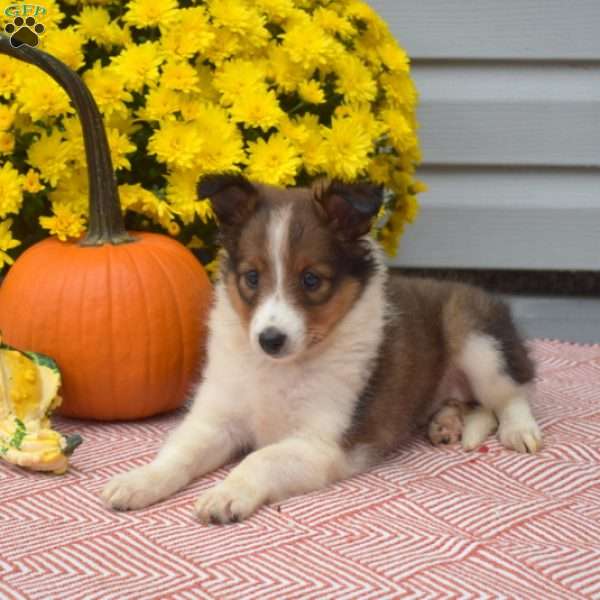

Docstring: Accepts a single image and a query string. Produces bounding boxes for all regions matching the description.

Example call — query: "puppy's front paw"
[102,465,165,511]
[194,479,264,525]
[499,419,543,453]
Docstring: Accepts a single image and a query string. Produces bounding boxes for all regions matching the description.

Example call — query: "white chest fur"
[201,261,388,449]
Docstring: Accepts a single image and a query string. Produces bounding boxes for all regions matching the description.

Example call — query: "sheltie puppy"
[102,176,542,524]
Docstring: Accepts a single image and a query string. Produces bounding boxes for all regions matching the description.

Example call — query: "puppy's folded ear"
[197,174,258,227]
[312,180,383,240]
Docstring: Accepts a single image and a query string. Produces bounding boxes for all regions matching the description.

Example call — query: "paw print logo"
[4,16,45,48]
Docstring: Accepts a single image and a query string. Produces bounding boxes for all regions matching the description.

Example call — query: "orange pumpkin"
[0,38,212,420]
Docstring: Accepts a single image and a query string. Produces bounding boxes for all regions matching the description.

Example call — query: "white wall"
[369,0,600,269]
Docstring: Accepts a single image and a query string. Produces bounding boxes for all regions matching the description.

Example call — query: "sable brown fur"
[344,276,535,454]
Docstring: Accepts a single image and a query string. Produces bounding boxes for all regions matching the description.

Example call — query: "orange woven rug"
[1,339,599,599]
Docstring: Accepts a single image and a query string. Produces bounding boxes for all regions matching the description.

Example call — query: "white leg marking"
[102,385,245,511]
[497,393,543,453]
[462,407,498,450]
[459,333,542,453]
[194,437,347,524]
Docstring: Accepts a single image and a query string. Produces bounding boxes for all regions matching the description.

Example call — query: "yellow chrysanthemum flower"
[83,63,133,117]
[0,56,18,99]
[213,59,267,106]
[104,114,141,137]
[193,64,221,104]
[0,218,20,268]
[334,55,377,104]
[22,169,45,194]
[16,71,72,122]
[279,116,309,146]
[298,80,325,104]
[229,88,284,131]
[253,0,295,22]
[41,28,85,70]
[39,203,86,242]
[190,103,230,131]
[196,126,245,175]
[107,129,136,171]
[27,131,72,187]
[0,163,23,218]
[48,169,89,215]
[282,20,337,71]
[380,72,418,110]
[118,183,173,227]
[0,105,16,131]
[313,7,355,38]
[148,121,203,169]
[0,132,15,155]
[124,0,178,28]
[280,114,327,175]
[104,23,132,47]
[209,0,269,47]
[403,194,419,223]
[161,7,215,59]
[138,86,181,122]
[202,28,241,66]
[322,117,372,180]
[335,104,387,140]
[266,45,309,93]
[161,60,200,94]
[381,109,417,152]
[196,200,215,223]
[345,0,388,35]
[0,0,422,270]
[378,42,410,73]
[61,117,85,160]
[166,169,201,225]
[246,133,300,186]
[367,155,394,186]
[72,6,111,42]
[111,42,164,91]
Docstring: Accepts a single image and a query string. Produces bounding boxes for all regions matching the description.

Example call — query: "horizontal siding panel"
[390,168,600,270]
[417,100,600,167]
[412,64,600,167]
[408,167,600,209]
[369,0,600,60]
[413,64,600,102]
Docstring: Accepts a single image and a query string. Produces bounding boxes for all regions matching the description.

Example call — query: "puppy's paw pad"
[194,481,262,525]
[499,421,543,453]
[101,466,161,511]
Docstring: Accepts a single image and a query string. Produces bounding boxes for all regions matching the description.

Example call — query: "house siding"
[368,0,600,269]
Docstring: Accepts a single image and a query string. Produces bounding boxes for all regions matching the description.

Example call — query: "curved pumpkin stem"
[0,34,134,246]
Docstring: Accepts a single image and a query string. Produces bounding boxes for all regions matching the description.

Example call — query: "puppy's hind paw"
[428,403,463,446]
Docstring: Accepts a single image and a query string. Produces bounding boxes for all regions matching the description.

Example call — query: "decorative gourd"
[0,37,211,420]
[0,334,82,474]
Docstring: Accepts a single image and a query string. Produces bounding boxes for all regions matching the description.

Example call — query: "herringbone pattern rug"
[1,340,599,599]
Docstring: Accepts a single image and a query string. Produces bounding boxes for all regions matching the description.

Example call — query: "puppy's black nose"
[259,327,287,356]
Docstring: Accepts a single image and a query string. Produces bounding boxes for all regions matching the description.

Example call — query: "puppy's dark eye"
[243,270,259,289]
[302,271,321,291]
